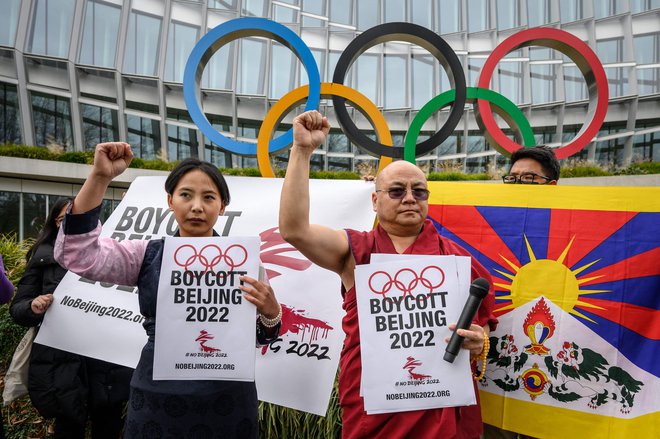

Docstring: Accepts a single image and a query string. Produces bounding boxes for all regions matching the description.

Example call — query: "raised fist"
[92,142,133,180]
[292,110,330,153]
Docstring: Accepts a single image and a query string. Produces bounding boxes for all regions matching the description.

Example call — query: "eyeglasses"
[376,187,430,201]
[502,173,552,185]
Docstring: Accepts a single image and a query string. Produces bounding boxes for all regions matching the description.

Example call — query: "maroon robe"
[339,219,498,439]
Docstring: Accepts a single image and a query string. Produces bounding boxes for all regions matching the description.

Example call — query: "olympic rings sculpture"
[184,18,608,174]
[368,266,445,298]
[174,244,248,271]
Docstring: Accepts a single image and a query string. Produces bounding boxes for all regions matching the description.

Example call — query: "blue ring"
[183,18,321,156]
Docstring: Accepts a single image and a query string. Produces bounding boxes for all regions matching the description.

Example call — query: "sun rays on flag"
[493,236,610,323]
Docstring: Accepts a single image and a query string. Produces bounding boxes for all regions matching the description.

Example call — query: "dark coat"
[10,242,132,422]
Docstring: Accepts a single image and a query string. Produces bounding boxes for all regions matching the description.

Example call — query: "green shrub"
[309,170,360,180]
[626,161,660,175]
[427,172,489,181]
[0,145,56,161]
[560,166,611,178]
[57,151,94,164]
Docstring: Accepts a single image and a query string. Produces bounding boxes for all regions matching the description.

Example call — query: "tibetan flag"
[427,182,659,439]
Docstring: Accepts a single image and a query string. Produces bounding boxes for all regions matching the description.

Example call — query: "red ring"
[477,28,608,160]
[420,265,445,291]
[368,271,393,297]
[224,244,248,270]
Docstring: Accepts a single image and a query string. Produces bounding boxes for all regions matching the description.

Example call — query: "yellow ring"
[257,82,393,178]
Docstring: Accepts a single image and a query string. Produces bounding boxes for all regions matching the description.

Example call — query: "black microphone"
[443,277,490,363]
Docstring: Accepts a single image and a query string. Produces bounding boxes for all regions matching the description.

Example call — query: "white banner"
[354,255,475,414]
[36,176,376,415]
[153,236,259,381]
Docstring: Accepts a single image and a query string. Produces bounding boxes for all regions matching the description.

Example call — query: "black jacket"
[10,242,132,422]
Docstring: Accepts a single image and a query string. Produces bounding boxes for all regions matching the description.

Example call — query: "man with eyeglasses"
[502,145,560,186]
[280,110,497,439]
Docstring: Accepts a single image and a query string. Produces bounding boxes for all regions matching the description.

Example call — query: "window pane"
[637,67,660,95]
[0,191,20,237]
[499,61,523,104]
[242,0,265,16]
[411,0,432,29]
[356,54,378,105]
[31,92,73,149]
[81,103,119,150]
[605,67,630,97]
[467,0,489,33]
[596,38,623,64]
[126,114,162,160]
[384,54,406,108]
[270,43,295,99]
[124,11,162,76]
[0,83,22,144]
[357,0,378,31]
[468,58,485,87]
[208,0,237,10]
[167,125,198,161]
[527,0,550,27]
[412,55,434,110]
[164,21,199,82]
[634,33,660,65]
[329,0,351,25]
[0,0,21,46]
[79,0,121,67]
[327,132,349,152]
[203,41,234,89]
[530,64,557,103]
[631,0,660,13]
[273,5,296,22]
[497,0,520,30]
[563,66,588,101]
[28,0,76,57]
[237,39,265,94]
[560,0,587,23]
[384,0,405,22]
[327,156,352,171]
[23,193,48,240]
[439,0,461,34]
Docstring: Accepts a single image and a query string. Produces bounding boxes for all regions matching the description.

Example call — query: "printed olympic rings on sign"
[183,17,320,155]
[405,87,536,162]
[477,27,608,160]
[173,244,248,271]
[332,22,466,159]
[368,266,445,298]
[257,83,393,178]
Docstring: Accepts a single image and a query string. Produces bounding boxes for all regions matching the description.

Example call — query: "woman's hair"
[26,197,72,262]
[164,158,231,206]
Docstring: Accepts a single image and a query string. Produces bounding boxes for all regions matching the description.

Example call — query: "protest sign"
[355,255,475,414]
[153,236,259,381]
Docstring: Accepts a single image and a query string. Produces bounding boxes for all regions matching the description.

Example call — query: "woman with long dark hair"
[10,198,132,439]
[54,142,281,438]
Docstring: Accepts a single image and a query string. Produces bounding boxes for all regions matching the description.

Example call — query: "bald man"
[279,111,497,439]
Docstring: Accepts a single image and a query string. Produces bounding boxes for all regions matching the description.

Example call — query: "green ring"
[404,87,536,163]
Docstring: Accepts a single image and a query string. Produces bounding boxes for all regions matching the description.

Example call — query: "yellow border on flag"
[427,182,660,212]
[480,391,659,438]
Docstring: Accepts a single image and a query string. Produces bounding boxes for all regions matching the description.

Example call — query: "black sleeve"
[9,258,45,327]
[256,319,282,346]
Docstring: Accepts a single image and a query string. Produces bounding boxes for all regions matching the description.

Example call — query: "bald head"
[375,161,427,191]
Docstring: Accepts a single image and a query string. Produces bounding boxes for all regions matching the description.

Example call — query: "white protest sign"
[37,176,376,415]
[354,256,475,414]
[153,236,259,381]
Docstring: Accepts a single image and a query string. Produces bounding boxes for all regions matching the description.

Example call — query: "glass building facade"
[0,1,659,237]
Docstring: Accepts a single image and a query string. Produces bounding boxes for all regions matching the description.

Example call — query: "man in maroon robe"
[279,110,498,439]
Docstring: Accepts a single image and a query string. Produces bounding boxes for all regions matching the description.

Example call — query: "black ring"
[332,22,466,159]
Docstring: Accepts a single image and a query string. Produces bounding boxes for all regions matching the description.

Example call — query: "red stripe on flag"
[578,247,660,286]
[428,205,520,267]
[576,298,660,340]
[547,210,636,268]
